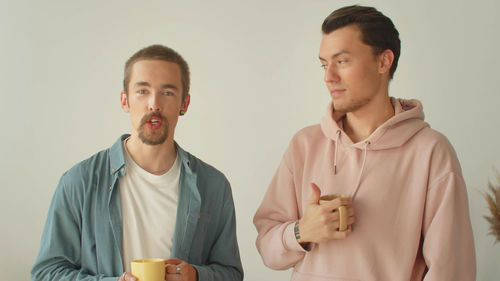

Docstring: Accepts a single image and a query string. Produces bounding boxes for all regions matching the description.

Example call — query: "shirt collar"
[109,134,128,175]
[109,134,192,176]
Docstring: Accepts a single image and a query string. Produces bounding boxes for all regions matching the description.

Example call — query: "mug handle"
[338,205,347,232]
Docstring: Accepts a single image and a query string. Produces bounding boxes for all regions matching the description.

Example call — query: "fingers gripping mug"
[319,194,348,232]
[131,258,168,281]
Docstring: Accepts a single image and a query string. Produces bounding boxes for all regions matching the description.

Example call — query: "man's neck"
[125,135,177,175]
[342,95,394,143]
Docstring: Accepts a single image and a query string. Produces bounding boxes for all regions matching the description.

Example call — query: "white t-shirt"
[119,140,180,272]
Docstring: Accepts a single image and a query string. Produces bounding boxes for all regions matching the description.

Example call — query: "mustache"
[140,112,166,126]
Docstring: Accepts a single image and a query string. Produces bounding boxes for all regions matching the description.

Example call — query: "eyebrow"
[319,50,350,61]
[132,81,179,90]
[160,83,178,90]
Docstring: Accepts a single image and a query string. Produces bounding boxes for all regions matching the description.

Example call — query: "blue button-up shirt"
[31,135,243,281]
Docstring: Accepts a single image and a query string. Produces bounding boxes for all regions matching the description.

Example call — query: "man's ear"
[378,49,394,75]
[120,91,130,112]
[180,94,191,114]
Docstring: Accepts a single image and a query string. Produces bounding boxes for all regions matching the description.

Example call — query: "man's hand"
[118,272,137,281]
[165,258,197,281]
[298,183,355,244]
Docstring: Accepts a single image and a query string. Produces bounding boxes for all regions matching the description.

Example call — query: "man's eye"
[162,91,174,96]
[338,59,348,64]
[137,89,147,95]
[320,64,327,69]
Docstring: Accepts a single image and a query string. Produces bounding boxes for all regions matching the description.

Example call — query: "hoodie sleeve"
[253,147,308,270]
[421,141,476,281]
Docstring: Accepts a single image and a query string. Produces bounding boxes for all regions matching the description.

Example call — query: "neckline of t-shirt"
[122,138,181,182]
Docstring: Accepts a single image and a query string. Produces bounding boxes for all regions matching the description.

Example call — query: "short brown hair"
[322,5,401,79]
[123,44,190,101]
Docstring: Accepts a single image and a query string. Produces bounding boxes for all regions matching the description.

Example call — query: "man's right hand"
[297,183,355,244]
[118,272,137,281]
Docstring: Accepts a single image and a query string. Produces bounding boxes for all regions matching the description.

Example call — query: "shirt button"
[109,186,112,191]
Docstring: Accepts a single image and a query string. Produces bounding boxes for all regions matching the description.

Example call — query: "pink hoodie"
[254,98,476,281]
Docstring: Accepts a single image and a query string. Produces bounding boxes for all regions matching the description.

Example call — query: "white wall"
[1,0,499,280]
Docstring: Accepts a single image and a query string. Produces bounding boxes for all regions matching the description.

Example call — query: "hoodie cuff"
[283,221,310,252]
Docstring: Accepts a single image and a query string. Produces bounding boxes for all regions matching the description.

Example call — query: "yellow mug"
[319,194,348,232]
[131,258,168,281]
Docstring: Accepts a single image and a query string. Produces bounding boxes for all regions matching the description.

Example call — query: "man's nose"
[324,65,340,83]
[148,92,161,112]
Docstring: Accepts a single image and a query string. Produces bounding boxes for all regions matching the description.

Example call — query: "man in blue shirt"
[31,45,243,281]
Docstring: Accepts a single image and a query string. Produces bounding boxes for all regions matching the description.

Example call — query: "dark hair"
[322,5,400,79]
[123,44,190,101]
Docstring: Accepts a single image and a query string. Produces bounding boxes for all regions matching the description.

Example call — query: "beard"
[138,112,169,145]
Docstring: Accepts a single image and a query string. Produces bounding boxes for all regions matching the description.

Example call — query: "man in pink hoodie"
[253,5,476,281]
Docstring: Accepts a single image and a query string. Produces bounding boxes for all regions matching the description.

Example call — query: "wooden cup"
[319,194,348,232]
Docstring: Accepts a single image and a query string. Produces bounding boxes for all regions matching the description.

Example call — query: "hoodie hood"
[320,98,430,198]
[320,97,429,150]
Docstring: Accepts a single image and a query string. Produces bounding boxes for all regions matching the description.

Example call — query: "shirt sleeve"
[421,143,476,281]
[31,173,118,281]
[253,149,308,270]
[192,181,244,281]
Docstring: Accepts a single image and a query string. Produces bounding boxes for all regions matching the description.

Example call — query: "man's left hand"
[165,258,197,281]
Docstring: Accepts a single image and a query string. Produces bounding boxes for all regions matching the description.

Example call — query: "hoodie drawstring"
[351,140,370,199]
[334,130,341,174]
[333,131,370,199]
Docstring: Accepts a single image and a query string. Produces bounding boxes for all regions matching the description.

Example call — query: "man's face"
[121,59,190,145]
[319,24,388,113]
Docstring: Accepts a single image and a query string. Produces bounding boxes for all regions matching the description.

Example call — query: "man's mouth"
[330,88,346,98]
[142,114,164,130]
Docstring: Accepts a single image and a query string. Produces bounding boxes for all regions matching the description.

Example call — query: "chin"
[139,132,169,146]
[332,102,349,113]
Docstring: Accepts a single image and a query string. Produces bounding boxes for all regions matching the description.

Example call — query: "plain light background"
[1,0,499,280]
